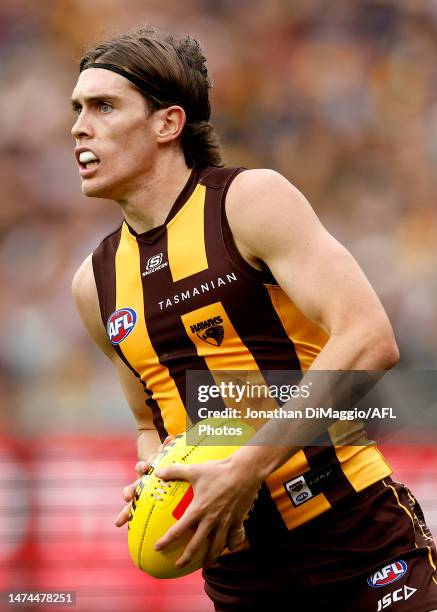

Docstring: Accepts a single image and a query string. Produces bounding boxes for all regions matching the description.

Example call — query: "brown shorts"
[203,479,437,611]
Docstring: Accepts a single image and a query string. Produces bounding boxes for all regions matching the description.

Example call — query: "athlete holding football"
[71,26,437,611]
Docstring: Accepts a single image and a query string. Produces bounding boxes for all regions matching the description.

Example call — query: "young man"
[71,26,437,611]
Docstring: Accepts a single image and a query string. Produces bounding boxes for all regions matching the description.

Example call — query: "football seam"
[138,503,155,570]
[135,418,244,573]
[179,418,238,462]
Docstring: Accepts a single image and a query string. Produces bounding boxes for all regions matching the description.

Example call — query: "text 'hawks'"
[190,316,223,333]
[191,316,224,346]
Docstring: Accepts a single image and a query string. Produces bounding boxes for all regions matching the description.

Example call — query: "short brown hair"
[80,26,224,169]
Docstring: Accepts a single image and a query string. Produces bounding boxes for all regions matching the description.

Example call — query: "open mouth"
[78,150,100,172]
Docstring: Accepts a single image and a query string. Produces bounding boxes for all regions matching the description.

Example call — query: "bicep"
[72,254,114,357]
[267,220,387,335]
[228,170,391,336]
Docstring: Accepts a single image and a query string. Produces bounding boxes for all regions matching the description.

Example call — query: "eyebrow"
[71,94,122,108]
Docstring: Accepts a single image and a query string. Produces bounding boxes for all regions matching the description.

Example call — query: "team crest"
[190,316,224,347]
[198,325,224,346]
[107,308,137,345]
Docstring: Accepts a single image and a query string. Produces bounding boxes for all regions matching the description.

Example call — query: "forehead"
[71,68,138,101]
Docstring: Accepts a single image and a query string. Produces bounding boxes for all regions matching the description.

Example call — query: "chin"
[81,179,114,199]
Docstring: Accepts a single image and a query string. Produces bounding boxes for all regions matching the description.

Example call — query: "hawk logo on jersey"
[367,560,407,588]
[107,308,137,345]
[190,316,224,346]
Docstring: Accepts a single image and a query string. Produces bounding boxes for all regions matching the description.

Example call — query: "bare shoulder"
[226,168,322,260]
[72,253,96,308]
[72,254,113,358]
[229,168,296,196]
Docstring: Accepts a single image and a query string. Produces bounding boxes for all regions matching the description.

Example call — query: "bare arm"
[71,254,161,460]
[155,169,399,566]
[228,169,398,371]
[225,169,399,473]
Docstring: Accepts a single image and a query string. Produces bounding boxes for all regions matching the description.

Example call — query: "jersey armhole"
[221,169,278,286]
[91,224,122,327]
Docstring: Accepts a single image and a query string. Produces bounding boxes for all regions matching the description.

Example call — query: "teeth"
[86,161,99,169]
[79,151,98,163]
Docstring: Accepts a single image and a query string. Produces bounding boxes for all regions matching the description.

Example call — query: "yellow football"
[127,418,254,578]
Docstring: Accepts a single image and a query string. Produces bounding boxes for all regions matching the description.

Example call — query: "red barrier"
[1,437,436,611]
[1,436,209,612]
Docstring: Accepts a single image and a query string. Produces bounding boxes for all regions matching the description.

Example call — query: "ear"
[154,106,186,144]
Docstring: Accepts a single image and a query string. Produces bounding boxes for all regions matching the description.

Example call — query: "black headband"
[81,62,174,109]
[81,62,210,122]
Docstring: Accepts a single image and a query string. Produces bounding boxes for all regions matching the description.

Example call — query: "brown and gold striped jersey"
[92,166,392,538]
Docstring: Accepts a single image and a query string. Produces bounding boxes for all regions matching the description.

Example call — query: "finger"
[135,461,149,475]
[203,523,229,568]
[155,463,191,482]
[123,480,139,502]
[154,505,199,551]
[226,525,246,551]
[114,502,131,527]
[175,519,214,568]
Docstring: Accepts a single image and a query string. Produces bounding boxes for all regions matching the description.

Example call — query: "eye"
[72,106,82,115]
[99,102,113,114]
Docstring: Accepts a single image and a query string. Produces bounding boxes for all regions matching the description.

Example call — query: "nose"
[71,110,93,139]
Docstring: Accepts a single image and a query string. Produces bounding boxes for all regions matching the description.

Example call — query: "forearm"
[137,428,161,461]
[230,329,399,481]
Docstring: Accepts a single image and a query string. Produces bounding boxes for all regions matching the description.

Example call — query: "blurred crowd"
[1,0,436,435]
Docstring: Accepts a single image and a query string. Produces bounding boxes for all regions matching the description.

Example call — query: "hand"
[115,435,173,527]
[153,454,263,569]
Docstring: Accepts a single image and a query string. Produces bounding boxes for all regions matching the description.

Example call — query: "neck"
[118,152,192,233]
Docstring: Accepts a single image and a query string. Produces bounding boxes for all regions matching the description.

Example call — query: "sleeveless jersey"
[92,166,392,539]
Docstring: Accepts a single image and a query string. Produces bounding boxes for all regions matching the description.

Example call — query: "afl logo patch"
[367,560,407,588]
[107,308,137,345]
